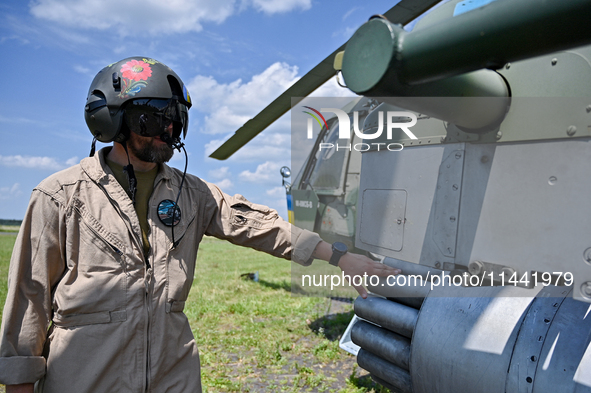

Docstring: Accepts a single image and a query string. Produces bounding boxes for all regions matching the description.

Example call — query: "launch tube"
[351,320,411,370]
[354,296,418,338]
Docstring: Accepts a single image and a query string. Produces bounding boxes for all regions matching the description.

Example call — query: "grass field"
[0,234,389,392]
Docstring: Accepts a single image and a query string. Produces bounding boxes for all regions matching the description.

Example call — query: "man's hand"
[337,252,401,298]
[6,384,34,393]
[312,241,401,298]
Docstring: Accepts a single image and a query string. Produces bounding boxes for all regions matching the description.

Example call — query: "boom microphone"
[160,132,184,151]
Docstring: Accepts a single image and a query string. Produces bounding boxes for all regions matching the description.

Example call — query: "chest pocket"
[58,198,128,317]
[70,198,128,272]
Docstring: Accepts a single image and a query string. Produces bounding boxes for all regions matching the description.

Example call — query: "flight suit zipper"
[95,180,153,391]
[144,264,153,392]
[144,178,163,392]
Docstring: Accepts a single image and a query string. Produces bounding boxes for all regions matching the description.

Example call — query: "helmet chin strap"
[121,142,138,205]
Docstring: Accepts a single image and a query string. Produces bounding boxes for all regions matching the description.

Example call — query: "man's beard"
[127,133,174,164]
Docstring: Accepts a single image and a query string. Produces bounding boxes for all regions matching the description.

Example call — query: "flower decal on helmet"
[118,59,153,98]
[121,60,152,81]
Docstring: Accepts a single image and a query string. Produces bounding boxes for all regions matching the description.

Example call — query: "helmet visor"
[124,98,189,139]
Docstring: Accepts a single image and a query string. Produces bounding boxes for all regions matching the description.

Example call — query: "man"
[0,57,400,393]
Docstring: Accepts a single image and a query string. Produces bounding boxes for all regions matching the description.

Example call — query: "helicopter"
[209,0,591,392]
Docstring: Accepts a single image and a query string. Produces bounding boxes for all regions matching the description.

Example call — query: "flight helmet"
[84,57,192,144]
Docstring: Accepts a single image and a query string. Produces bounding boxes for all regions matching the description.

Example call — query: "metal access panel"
[356,137,591,301]
[359,189,407,252]
[457,138,591,301]
[356,143,464,267]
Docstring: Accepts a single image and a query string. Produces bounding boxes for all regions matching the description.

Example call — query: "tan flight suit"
[0,147,321,392]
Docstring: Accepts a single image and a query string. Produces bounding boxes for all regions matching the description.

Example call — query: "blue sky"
[0,0,404,220]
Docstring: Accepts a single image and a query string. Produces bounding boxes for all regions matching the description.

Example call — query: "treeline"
[0,219,22,226]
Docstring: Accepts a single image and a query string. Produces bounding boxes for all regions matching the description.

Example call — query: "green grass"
[0,235,16,393]
[0,234,390,392]
[0,235,16,324]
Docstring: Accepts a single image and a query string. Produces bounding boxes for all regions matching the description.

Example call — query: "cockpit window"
[308,120,347,191]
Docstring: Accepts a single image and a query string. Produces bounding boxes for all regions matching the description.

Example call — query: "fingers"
[366,260,401,276]
[354,284,368,299]
[337,252,404,298]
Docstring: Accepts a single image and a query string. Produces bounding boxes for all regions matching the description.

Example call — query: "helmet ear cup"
[84,91,123,142]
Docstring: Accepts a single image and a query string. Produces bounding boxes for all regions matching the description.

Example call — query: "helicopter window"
[308,120,348,191]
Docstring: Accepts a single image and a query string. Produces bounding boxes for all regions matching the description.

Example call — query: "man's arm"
[0,190,66,386]
[202,184,402,297]
[203,185,321,264]
[312,240,401,298]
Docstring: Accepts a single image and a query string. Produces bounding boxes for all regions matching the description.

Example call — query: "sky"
[0,0,417,220]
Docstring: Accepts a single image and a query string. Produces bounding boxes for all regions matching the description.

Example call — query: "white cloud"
[332,25,359,40]
[191,66,353,137]
[73,65,91,75]
[204,167,234,192]
[262,195,289,220]
[0,183,23,200]
[0,35,30,45]
[0,155,66,171]
[214,178,233,191]
[250,0,311,14]
[204,136,231,157]
[65,156,80,166]
[204,125,291,163]
[29,0,311,36]
[197,66,355,164]
[239,161,281,183]
[342,7,361,21]
[208,166,231,180]
[188,62,299,135]
[266,186,285,197]
[30,0,235,36]
[193,62,300,163]
[167,149,190,163]
[309,75,357,98]
[0,114,46,125]
[236,132,292,162]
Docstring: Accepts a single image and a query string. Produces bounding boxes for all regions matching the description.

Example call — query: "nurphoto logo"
[303,107,418,152]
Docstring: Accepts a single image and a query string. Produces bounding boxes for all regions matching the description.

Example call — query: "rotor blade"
[209,0,441,160]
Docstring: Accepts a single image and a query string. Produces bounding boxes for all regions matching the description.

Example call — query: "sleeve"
[0,190,66,385]
[203,184,322,266]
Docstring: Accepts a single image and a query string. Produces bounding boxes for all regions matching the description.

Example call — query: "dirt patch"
[204,297,388,393]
